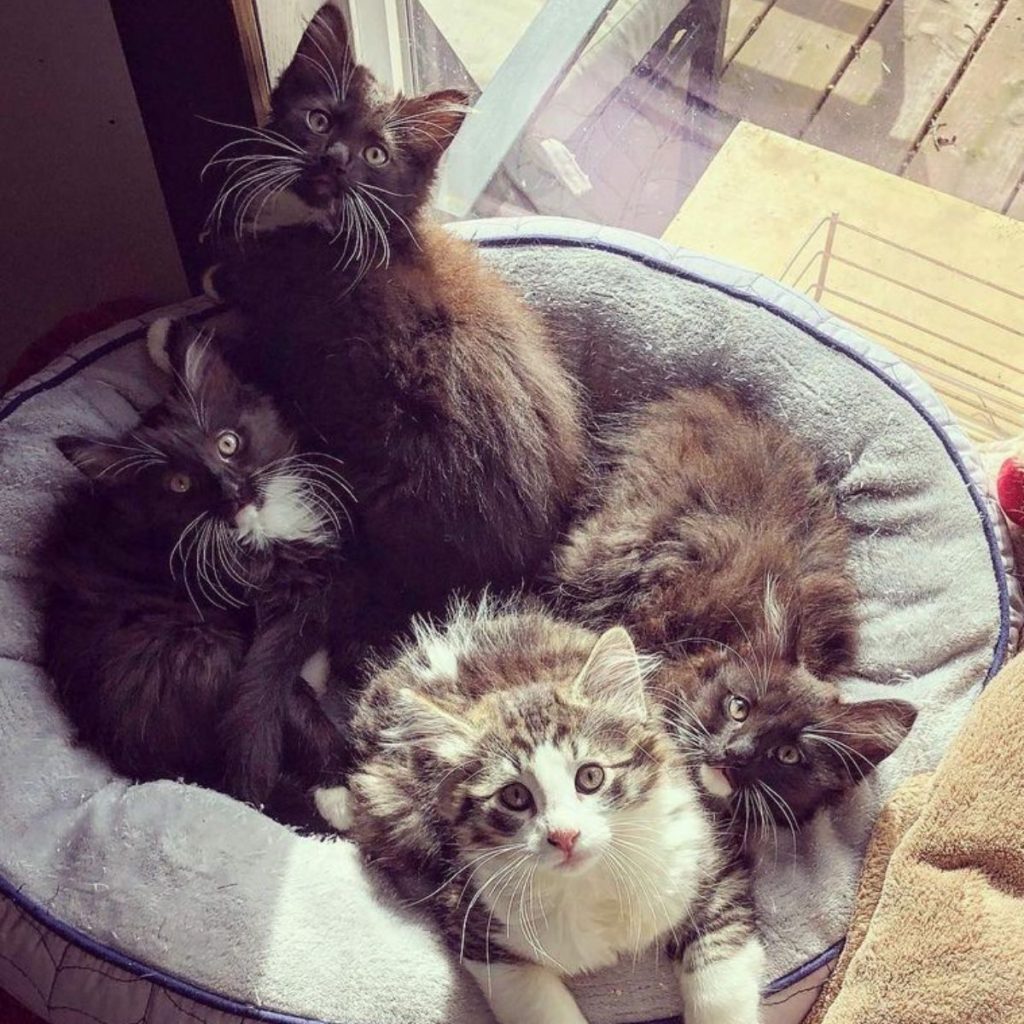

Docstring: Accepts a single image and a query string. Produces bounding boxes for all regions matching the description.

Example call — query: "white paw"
[145,318,174,374]
[300,648,330,697]
[201,264,223,301]
[314,785,353,831]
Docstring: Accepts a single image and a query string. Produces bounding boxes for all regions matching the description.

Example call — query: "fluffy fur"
[553,387,917,834]
[204,5,584,653]
[340,600,764,1024]
[41,319,352,812]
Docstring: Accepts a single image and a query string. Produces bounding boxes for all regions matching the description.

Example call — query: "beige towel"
[807,651,1024,1023]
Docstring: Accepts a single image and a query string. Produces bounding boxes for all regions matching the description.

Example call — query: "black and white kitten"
[42,318,351,810]
[204,4,585,654]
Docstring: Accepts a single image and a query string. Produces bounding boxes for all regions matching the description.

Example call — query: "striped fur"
[345,599,763,1024]
[552,387,916,835]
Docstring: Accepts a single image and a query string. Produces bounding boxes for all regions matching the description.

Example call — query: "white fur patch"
[314,786,352,831]
[463,961,588,1024]
[145,318,174,374]
[678,935,765,1024]
[699,764,735,798]
[300,648,330,696]
[417,639,459,682]
[235,476,330,548]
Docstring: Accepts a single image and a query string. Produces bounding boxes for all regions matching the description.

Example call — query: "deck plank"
[714,0,885,136]
[802,0,999,171]
[1008,185,1024,220]
[905,0,1024,214]
[723,0,774,65]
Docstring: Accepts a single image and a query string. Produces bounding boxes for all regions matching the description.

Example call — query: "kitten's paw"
[145,318,174,374]
[680,937,764,1024]
[314,785,353,831]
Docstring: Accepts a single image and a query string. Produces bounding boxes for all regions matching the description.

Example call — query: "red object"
[997,458,1024,528]
[4,297,156,392]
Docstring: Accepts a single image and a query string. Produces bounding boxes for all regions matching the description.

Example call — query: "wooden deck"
[664,122,1024,443]
[713,0,1024,220]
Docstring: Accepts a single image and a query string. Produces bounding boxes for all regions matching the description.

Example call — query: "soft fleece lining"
[0,218,1017,1024]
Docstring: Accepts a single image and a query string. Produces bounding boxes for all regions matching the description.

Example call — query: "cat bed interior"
[0,217,1018,1024]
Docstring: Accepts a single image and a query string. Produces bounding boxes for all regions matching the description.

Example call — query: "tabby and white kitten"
[42,318,351,812]
[554,387,917,835]
[331,602,763,1024]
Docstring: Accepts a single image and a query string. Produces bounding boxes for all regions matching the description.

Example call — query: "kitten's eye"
[306,109,330,133]
[216,430,241,458]
[167,472,192,494]
[726,695,750,722]
[363,144,389,166]
[498,782,532,812]
[775,744,802,765]
[575,763,605,794]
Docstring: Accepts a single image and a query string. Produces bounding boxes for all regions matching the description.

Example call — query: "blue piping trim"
[0,231,1009,1022]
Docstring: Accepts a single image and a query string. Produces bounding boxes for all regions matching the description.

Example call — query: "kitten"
[42,318,351,810]
[553,387,917,832]
[337,601,764,1024]
[204,4,584,645]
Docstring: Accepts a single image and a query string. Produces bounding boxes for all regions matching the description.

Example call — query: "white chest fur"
[481,780,713,975]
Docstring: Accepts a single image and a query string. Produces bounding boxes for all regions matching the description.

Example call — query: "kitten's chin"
[543,849,600,878]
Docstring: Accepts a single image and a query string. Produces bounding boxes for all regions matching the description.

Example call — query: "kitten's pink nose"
[547,829,580,855]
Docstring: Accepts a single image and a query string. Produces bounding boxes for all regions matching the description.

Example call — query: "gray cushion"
[0,217,1018,1024]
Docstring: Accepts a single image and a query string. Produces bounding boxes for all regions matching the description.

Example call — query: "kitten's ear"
[391,89,469,164]
[147,318,226,395]
[572,627,648,720]
[56,436,125,481]
[394,688,476,761]
[274,4,355,108]
[827,698,918,769]
[792,573,859,677]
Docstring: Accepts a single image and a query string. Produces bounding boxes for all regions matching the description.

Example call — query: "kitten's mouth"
[699,764,738,799]
[234,503,263,539]
[552,850,595,875]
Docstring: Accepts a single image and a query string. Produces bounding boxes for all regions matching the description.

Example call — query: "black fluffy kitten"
[42,318,351,810]
[205,4,584,652]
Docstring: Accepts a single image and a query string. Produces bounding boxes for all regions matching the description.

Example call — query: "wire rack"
[779,213,1024,443]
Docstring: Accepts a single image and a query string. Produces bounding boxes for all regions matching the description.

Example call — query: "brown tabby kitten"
[322,600,763,1024]
[207,5,584,651]
[553,387,917,833]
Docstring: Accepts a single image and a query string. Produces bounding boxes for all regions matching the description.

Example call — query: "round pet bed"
[0,217,1018,1024]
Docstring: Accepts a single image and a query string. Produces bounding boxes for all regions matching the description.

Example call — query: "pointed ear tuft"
[273,3,356,108]
[145,318,175,375]
[391,89,469,163]
[572,627,649,719]
[392,688,476,761]
[147,318,223,395]
[56,436,125,481]
[828,698,918,769]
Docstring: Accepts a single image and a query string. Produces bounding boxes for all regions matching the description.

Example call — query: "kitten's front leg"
[463,961,588,1024]
[674,932,765,1024]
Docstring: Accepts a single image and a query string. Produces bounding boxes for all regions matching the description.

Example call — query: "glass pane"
[402,0,1024,442]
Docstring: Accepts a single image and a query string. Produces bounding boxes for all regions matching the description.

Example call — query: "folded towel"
[808,650,1024,1023]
